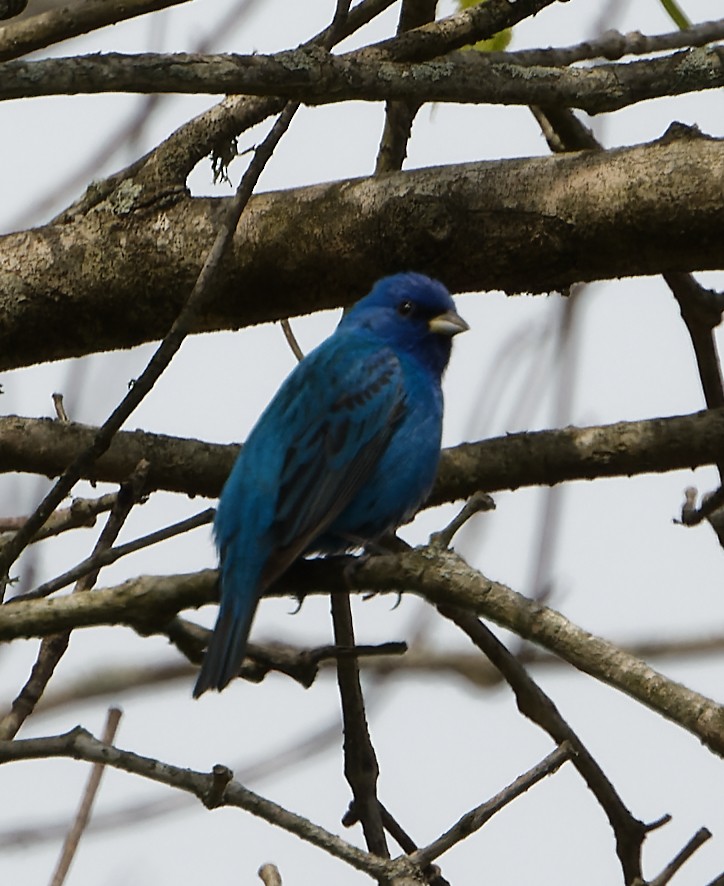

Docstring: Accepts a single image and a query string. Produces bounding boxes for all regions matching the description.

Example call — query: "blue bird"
[193,272,468,696]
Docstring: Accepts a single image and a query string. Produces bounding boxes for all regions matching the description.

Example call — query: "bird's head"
[341,272,469,377]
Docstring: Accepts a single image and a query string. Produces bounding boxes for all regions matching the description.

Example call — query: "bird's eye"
[397,300,414,317]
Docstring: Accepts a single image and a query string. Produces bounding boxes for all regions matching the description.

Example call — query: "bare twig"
[280,319,305,363]
[27,628,724,717]
[0,493,118,546]
[331,593,390,860]
[0,701,364,851]
[429,491,495,549]
[666,271,724,413]
[410,742,574,866]
[0,462,148,739]
[11,507,213,603]
[488,17,724,67]
[161,607,406,688]
[436,604,655,884]
[648,827,713,886]
[51,393,69,423]
[375,0,437,174]
[258,863,283,886]
[49,708,122,886]
[0,726,419,883]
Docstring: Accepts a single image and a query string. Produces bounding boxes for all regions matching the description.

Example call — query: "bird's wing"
[261,345,406,586]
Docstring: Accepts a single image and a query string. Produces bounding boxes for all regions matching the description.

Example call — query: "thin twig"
[0,463,148,739]
[280,319,305,363]
[331,593,389,860]
[27,628,724,717]
[648,827,712,886]
[329,0,389,864]
[374,0,437,174]
[436,604,651,885]
[379,804,452,886]
[410,742,574,866]
[0,493,118,546]
[49,707,123,886]
[429,491,495,549]
[258,863,283,886]
[487,17,724,67]
[11,507,213,603]
[51,393,69,423]
[0,726,418,882]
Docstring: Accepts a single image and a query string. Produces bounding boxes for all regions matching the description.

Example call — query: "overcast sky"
[2,2,724,884]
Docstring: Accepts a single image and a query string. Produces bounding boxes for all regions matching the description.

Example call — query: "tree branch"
[331,594,389,860]
[489,17,724,66]
[409,742,573,866]
[0,99,299,591]
[28,626,724,716]
[0,726,418,883]
[2,45,723,113]
[12,507,213,603]
[0,464,148,739]
[0,0,194,63]
[0,492,118,546]
[49,708,122,886]
[2,129,722,370]
[3,406,724,505]
[436,606,649,883]
[3,550,724,758]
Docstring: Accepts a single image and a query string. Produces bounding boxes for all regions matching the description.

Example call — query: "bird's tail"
[192,594,258,697]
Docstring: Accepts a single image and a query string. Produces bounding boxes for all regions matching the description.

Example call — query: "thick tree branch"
[3,549,724,758]
[2,129,722,370]
[2,45,723,113]
[2,407,724,505]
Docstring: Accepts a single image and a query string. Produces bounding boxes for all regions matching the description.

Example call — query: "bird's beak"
[428,309,469,337]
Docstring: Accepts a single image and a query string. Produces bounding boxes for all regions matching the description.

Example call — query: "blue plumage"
[193,272,468,696]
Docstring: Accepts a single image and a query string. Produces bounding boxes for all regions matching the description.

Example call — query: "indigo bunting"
[193,272,467,696]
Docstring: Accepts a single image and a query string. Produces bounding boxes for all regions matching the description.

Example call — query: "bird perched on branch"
[193,272,468,697]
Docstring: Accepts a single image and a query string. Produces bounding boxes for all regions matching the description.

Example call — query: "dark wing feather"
[261,348,405,586]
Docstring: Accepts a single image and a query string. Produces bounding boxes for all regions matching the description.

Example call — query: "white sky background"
[1,1,724,884]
